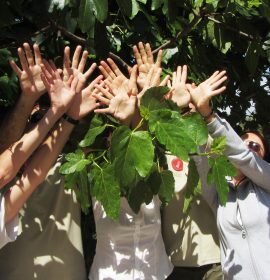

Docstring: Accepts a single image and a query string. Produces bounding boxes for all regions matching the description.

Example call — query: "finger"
[92,92,110,105]
[72,45,82,69]
[78,50,88,73]
[155,49,163,67]
[33,44,42,65]
[151,67,162,86]
[212,86,226,96]
[144,66,155,88]
[94,84,114,99]
[145,43,154,64]
[18,47,29,72]
[107,58,123,76]
[23,43,35,67]
[129,65,138,94]
[71,77,79,91]
[9,60,22,76]
[205,71,219,84]
[211,76,227,90]
[167,79,172,88]
[133,45,143,67]
[42,59,54,79]
[209,70,227,85]
[94,107,111,114]
[100,61,116,79]
[138,42,148,64]
[63,46,71,69]
[49,59,61,80]
[172,71,177,87]
[40,73,50,92]
[160,75,170,87]
[180,65,188,84]
[84,62,97,80]
[88,75,103,90]
[67,75,74,87]
[176,66,182,82]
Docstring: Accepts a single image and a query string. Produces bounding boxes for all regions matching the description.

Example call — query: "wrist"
[62,113,79,125]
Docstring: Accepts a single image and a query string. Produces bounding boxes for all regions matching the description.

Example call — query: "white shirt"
[0,194,18,249]
[89,196,173,280]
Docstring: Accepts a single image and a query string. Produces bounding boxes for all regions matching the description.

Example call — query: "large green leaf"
[111,126,154,186]
[79,124,107,147]
[140,86,170,119]
[158,170,175,205]
[151,0,163,10]
[207,155,237,205]
[78,0,95,33]
[127,180,153,213]
[93,0,108,23]
[60,149,91,174]
[91,163,120,219]
[116,0,139,19]
[149,109,195,161]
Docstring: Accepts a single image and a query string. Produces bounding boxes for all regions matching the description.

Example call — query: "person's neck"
[233,173,246,187]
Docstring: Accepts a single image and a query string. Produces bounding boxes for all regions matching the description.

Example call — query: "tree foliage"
[0,0,269,217]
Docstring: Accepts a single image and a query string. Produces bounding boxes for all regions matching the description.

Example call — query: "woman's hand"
[9,43,45,99]
[133,42,162,90]
[187,70,227,117]
[167,65,190,108]
[93,65,138,125]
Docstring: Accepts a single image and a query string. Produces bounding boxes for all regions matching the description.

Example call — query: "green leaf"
[180,113,208,146]
[127,180,153,213]
[210,136,227,154]
[151,0,163,10]
[111,126,154,186]
[93,0,108,22]
[78,0,96,33]
[207,155,237,205]
[60,149,91,174]
[183,159,201,213]
[116,0,139,19]
[149,110,195,161]
[140,86,170,119]
[158,170,175,205]
[79,124,107,147]
[77,169,91,214]
[91,163,120,219]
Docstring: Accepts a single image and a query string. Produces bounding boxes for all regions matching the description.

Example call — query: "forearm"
[0,94,37,152]
[207,114,270,189]
[4,119,74,224]
[0,107,65,189]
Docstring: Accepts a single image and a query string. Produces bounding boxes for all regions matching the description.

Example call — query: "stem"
[93,150,107,162]
[132,117,145,132]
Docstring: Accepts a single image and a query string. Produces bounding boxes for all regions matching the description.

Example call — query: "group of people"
[0,41,269,280]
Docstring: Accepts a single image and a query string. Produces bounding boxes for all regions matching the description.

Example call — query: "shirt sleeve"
[207,114,270,192]
[0,194,19,249]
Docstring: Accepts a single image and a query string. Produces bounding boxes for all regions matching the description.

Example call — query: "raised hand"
[137,65,170,104]
[167,65,190,108]
[92,66,138,125]
[133,42,162,90]
[67,75,103,121]
[99,58,138,96]
[63,45,96,93]
[41,60,77,113]
[9,43,45,98]
[186,70,227,117]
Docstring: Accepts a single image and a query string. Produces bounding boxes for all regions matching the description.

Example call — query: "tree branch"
[152,14,202,54]
[206,16,254,41]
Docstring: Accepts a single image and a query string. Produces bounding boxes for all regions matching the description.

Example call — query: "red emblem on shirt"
[171,158,183,171]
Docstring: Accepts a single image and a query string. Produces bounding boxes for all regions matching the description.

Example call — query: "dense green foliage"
[1,0,270,132]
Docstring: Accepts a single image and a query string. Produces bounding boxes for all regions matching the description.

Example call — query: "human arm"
[0,43,46,151]
[0,60,77,189]
[188,70,270,191]
[3,69,101,224]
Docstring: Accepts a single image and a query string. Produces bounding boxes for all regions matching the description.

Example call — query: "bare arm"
[0,43,46,151]
[4,118,74,224]
[0,60,77,189]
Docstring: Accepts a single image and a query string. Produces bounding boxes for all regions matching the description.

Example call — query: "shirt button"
[242,230,246,239]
